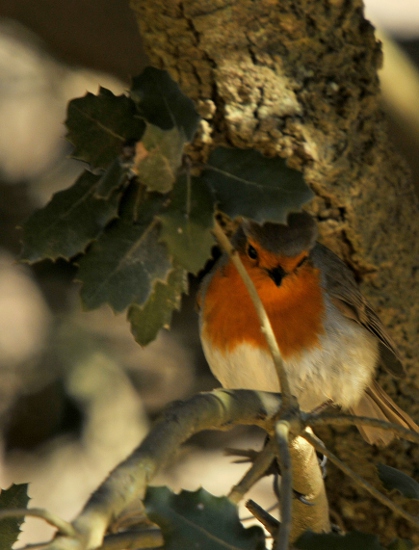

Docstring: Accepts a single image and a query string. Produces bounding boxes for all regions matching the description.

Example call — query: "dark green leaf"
[145,486,265,550]
[77,193,171,312]
[20,171,119,262]
[158,174,215,274]
[128,264,188,346]
[387,539,414,550]
[295,530,384,550]
[201,147,313,223]
[95,157,129,199]
[131,67,200,141]
[66,87,145,169]
[377,464,419,500]
[0,483,30,550]
[134,125,186,193]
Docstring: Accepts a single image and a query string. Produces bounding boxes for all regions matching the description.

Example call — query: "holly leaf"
[377,464,419,500]
[201,147,313,223]
[295,530,384,550]
[145,486,265,550]
[158,174,215,274]
[66,87,145,169]
[0,483,30,550]
[77,192,171,312]
[128,264,188,346]
[20,170,120,262]
[133,125,186,193]
[131,67,200,141]
[95,157,130,200]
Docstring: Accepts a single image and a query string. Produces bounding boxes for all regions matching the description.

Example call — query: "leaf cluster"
[20,67,313,346]
[143,461,419,550]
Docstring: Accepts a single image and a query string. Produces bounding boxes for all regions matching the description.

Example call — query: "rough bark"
[130,0,419,543]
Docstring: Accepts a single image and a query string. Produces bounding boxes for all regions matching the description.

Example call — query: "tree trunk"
[130,0,419,543]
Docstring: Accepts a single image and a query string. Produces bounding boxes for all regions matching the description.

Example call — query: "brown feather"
[311,243,405,378]
[350,381,419,446]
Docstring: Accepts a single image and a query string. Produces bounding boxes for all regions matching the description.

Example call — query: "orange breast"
[201,257,325,359]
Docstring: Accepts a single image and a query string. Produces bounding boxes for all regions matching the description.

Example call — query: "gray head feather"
[238,212,318,256]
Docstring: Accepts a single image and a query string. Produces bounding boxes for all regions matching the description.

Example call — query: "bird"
[198,212,419,446]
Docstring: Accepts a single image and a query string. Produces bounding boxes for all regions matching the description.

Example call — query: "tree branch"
[274,421,292,550]
[245,499,279,536]
[98,528,163,550]
[302,430,419,528]
[24,390,282,550]
[227,439,277,504]
[307,412,419,444]
[0,508,75,537]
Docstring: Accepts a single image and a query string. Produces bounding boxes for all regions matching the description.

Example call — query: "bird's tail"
[349,380,419,446]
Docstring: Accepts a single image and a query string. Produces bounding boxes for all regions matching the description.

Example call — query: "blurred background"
[0,0,418,546]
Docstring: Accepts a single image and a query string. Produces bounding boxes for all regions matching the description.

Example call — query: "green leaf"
[128,264,188,346]
[131,67,200,141]
[295,530,384,550]
[387,539,414,550]
[145,486,265,550]
[77,192,171,312]
[0,483,30,550]
[377,464,419,500]
[95,157,130,200]
[134,125,186,193]
[66,87,145,169]
[158,174,215,274]
[201,147,314,223]
[20,170,120,262]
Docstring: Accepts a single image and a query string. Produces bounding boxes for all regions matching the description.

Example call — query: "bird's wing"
[350,381,419,445]
[311,243,405,378]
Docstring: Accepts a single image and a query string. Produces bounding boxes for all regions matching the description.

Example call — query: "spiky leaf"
[128,264,188,346]
[77,192,171,312]
[145,486,265,550]
[377,464,419,500]
[66,88,145,169]
[95,157,130,199]
[201,147,313,223]
[158,174,215,274]
[20,170,119,262]
[134,125,186,193]
[0,483,30,550]
[131,67,200,141]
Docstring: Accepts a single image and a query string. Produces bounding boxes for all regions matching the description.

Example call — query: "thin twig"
[307,413,419,444]
[41,390,283,550]
[302,431,419,528]
[274,421,292,550]
[228,439,277,504]
[18,528,164,550]
[0,508,76,537]
[245,499,279,536]
[212,220,292,409]
[100,528,164,550]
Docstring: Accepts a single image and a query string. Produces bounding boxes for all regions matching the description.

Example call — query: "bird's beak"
[267,266,286,286]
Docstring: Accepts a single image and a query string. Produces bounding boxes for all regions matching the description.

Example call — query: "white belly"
[201,310,379,412]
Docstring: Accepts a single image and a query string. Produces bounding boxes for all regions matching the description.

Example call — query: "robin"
[198,212,419,446]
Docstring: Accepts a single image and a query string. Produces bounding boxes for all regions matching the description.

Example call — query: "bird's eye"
[247,244,258,260]
[296,255,308,269]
